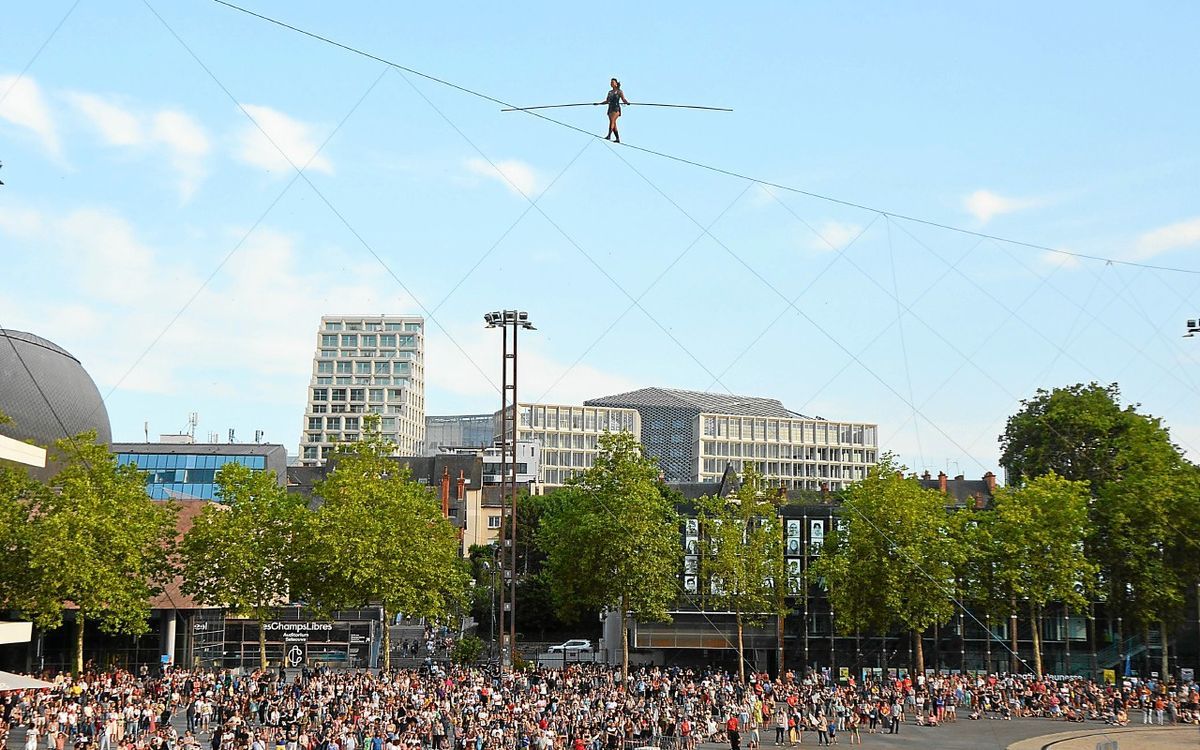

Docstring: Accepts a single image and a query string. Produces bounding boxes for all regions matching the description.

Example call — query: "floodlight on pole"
[486,309,534,670]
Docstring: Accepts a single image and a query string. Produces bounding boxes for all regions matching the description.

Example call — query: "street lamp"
[485,310,535,670]
[1184,318,1199,337]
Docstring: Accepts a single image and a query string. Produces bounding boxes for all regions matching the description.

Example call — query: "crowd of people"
[0,664,1196,750]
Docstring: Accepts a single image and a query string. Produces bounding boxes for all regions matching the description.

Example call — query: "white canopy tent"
[0,671,54,690]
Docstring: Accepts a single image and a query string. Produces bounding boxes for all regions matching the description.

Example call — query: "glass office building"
[112,443,288,500]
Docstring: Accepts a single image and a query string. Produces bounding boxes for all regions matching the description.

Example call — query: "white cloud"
[1132,217,1200,260]
[464,157,542,197]
[1039,250,1080,270]
[805,221,864,251]
[67,93,143,146]
[151,110,210,200]
[0,75,62,158]
[236,104,332,175]
[963,189,1040,224]
[0,204,44,237]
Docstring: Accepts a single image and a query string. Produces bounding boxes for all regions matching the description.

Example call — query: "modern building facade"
[585,387,878,490]
[298,315,425,464]
[424,414,493,454]
[493,403,641,486]
[112,441,287,500]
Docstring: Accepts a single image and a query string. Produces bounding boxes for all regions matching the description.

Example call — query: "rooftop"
[586,387,814,419]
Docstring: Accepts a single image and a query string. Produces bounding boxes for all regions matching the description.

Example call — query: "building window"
[369,388,384,402]
[487,515,502,529]
[303,447,318,459]
[312,388,328,401]
[319,349,336,359]
[345,322,362,331]
[380,334,396,347]
[321,334,338,347]
[355,362,371,374]
[324,321,343,331]
[335,377,351,385]
[312,404,327,414]
[387,388,403,400]
[350,388,365,402]
[316,377,332,385]
[398,335,415,348]
[362,334,377,347]
[345,417,360,431]
[341,334,357,347]
[374,361,390,374]
[326,417,341,430]
[360,349,376,357]
[307,433,322,443]
[331,389,347,402]
[308,417,322,430]
[375,377,391,385]
[385,322,403,331]
[382,417,396,431]
[336,361,352,374]
[317,361,333,374]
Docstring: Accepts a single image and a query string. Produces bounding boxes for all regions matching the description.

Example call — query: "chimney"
[983,471,996,494]
[922,470,931,480]
[954,474,964,482]
[974,493,987,510]
[440,467,451,518]
[937,471,947,494]
[820,482,830,503]
[457,469,467,501]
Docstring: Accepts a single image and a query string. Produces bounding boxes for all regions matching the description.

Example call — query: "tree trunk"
[74,613,85,675]
[382,605,391,671]
[1029,602,1043,679]
[259,617,268,671]
[1160,620,1169,680]
[1087,604,1097,680]
[620,594,629,685]
[1009,601,1020,674]
[736,611,746,684]
[913,629,924,677]
[776,610,785,680]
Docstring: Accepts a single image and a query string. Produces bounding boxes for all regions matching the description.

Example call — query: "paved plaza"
[693,721,1196,750]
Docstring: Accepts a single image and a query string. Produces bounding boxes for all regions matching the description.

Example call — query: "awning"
[0,671,55,690]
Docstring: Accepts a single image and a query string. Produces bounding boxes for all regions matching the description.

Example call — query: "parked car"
[547,639,593,653]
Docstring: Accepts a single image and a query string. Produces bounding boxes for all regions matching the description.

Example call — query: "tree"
[999,382,1131,488]
[539,432,681,680]
[695,465,785,682]
[812,455,961,675]
[1000,382,1200,672]
[985,473,1096,677]
[296,417,466,670]
[180,463,309,669]
[28,435,177,673]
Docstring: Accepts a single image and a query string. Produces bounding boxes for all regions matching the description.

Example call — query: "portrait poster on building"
[810,520,825,550]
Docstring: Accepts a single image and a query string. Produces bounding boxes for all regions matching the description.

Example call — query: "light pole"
[485,310,535,670]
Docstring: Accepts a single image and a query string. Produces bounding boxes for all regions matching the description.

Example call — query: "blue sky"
[2,1,1198,475]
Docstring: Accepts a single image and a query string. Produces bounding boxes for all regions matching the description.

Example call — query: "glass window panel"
[341,334,357,346]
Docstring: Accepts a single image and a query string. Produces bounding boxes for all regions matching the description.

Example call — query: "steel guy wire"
[0,0,83,107]
[534,182,755,405]
[85,64,394,429]
[141,0,500,397]
[211,0,1200,277]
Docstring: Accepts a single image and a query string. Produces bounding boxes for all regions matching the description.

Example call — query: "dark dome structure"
[0,330,112,452]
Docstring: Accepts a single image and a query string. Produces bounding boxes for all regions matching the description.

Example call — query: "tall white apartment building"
[493,402,641,486]
[298,315,425,465]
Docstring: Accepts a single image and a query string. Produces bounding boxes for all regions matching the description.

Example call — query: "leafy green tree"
[696,465,785,682]
[985,473,1096,677]
[812,455,961,675]
[180,463,309,669]
[1000,382,1200,672]
[28,435,177,673]
[539,432,681,680]
[452,635,485,665]
[296,417,466,670]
